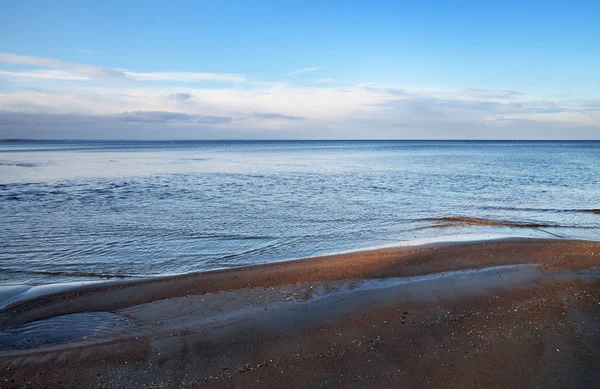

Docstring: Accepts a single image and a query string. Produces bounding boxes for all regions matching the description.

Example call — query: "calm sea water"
[1,140,599,286]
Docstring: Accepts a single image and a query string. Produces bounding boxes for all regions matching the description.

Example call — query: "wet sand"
[1,238,600,388]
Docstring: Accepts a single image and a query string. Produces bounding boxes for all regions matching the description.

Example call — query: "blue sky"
[1,1,599,139]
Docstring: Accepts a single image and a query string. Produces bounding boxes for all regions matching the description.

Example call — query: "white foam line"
[187,233,554,274]
[0,280,108,310]
[324,233,553,256]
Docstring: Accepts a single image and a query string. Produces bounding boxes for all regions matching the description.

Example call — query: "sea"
[1,140,599,288]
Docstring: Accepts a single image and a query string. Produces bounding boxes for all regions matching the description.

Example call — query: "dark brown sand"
[1,238,600,388]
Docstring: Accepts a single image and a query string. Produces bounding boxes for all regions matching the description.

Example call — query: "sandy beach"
[1,238,600,388]
[3,1,600,387]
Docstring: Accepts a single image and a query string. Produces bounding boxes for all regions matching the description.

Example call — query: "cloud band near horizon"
[0,53,598,139]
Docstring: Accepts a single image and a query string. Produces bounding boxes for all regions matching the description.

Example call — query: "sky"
[1,0,599,139]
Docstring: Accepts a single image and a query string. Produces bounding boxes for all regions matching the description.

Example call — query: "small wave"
[0,268,137,280]
[418,217,559,229]
[0,162,34,167]
[370,186,394,192]
[582,209,600,215]
[206,237,304,265]
[479,205,565,213]
[187,233,278,241]
[479,205,600,215]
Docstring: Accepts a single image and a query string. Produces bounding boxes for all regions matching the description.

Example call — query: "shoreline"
[2,237,600,330]
[0,234,552,302]
[1,238,600,388]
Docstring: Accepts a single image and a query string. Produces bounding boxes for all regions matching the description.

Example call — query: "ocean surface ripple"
[1,140,599,285]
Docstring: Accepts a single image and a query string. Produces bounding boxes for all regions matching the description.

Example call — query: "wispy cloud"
[0,70,89,81]
[114,111,231,124]
[254,112,305,120]
[126,71,245,83]
[0,53,130,82]
[0,110,232,126]
[461,89,523,100]
[285,67,321,76]
[0,52,598,139]
[0,53,246,84]
[168,93,193,102]
[0,84,399,120]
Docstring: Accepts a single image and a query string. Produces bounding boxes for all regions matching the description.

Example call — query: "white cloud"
[1,83,598,128]
[0,53,130,82]
[0,53,246,84]
[0,52,598,139]
[0,70,89,81]
[460,89,523,100]
[126,71,245,83]
[0,84,397,120]
[285,67,321,76]
[355,82,376,88]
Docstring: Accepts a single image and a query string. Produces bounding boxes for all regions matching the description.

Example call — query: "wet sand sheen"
[1,238,600,388]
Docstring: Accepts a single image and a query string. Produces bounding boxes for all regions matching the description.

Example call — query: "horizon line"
[2,139,600,142]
